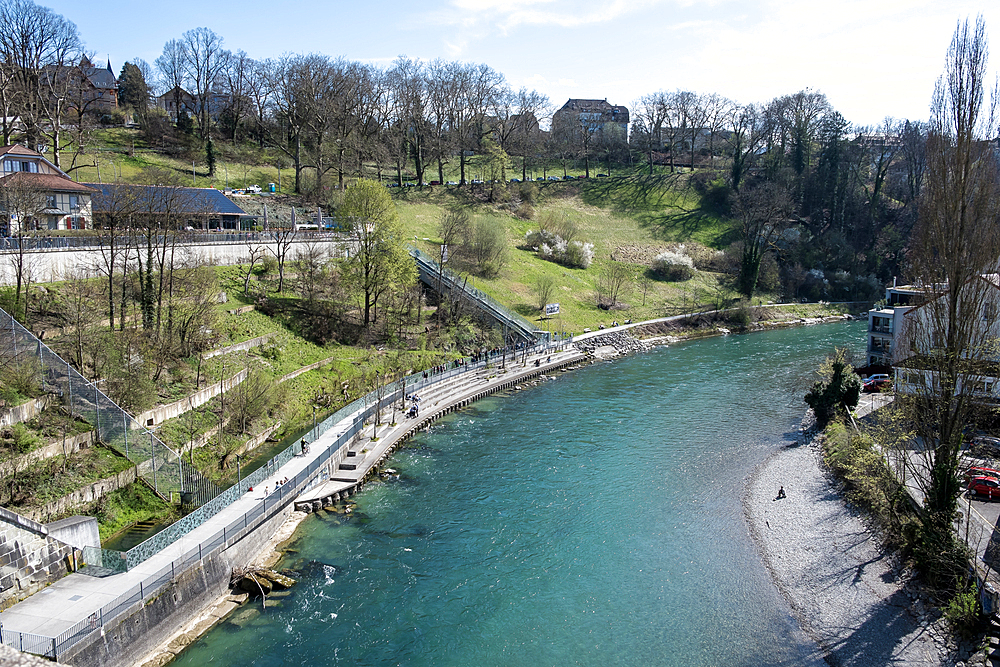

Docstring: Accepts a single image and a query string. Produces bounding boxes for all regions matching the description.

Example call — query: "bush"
[651,250,694,281]
[519,181,538,205]
[944,584,982,637]
[524,229,593,269]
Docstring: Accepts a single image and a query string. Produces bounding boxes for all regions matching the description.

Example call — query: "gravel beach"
[745,434,957,666]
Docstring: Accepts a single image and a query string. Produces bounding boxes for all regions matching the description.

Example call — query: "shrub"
[519,181,538,205]
[515,202,535,220]
[944,584,982,637]
[524,229,593,269]
[651,250,694,281]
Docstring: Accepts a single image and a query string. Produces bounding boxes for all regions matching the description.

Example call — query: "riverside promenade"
[0,344,588,665]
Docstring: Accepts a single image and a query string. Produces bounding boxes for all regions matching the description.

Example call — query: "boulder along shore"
[743,420,972,667]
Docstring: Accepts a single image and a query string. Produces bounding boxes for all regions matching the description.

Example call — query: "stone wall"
[0,397,52,428]
[22,467,138,523]
[0,430,96,478]
[0,507,76,610]
[63,503,294,667]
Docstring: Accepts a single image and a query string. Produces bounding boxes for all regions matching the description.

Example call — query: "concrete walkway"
[296,347,588,506]
[0,344,588,657]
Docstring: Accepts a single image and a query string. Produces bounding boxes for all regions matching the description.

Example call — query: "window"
[46,195,57,209]
[69,195,79,211]
[3,159,38,173]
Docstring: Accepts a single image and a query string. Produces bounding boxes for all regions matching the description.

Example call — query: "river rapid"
[173,320,864,667]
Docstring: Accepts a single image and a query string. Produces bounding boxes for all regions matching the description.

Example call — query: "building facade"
[0,145,95,233]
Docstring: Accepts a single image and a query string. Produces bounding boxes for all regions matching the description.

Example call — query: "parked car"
[969,475,1000,499]
[446,181,457,185]
[245,184,262,194]
[970,435,1000,458]
[564,175,575,180]
[547,176,560,181]
[862,373,891,393]
[964,466,1000,483]
[429,180,441,186]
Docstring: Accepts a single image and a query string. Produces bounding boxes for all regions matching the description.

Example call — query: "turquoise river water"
[173,320,864,666]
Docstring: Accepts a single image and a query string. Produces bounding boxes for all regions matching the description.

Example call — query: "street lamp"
[236,454,242,486]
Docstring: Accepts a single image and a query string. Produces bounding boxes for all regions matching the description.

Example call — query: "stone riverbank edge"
[135,313,860,667]
[743,424,980,667]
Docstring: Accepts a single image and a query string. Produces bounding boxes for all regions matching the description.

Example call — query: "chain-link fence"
[1,308,220,507]
[1,326,570,660]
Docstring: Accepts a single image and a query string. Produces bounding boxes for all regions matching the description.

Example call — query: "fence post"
[94,384,100,442]
[66,361,73,415]
[151,432,157,494]
[51,637,55,659]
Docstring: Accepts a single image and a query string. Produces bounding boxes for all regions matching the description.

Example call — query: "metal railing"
[1,325,569,660]
[409,246,544,342]
[0,230,348,253]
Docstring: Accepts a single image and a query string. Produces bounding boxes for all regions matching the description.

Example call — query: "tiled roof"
[0,145,40,158]
[83,183,249,216]
[0,172,96,193]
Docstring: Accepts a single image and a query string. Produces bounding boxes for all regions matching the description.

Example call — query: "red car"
[964,466,1000,483]
[969,476,1000,499]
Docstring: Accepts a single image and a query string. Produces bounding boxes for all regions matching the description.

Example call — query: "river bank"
[141,314,862,666]
[743,422,972,666]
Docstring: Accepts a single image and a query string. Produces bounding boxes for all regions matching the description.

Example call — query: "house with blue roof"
[82,183,251,230]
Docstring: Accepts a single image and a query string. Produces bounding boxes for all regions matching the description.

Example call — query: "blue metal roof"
[83,184,249,216]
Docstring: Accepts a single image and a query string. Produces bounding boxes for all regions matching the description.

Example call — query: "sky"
[38,0,999,128]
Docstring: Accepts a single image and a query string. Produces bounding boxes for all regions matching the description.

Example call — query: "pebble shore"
[744,426,968,667]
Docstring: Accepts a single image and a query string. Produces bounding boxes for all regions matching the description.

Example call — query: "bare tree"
[0,172,45,309]
[597,262,633,309]
[0,0,84,165]
[903,15,1000,589]
[179,27,229,141]
[534,275,556,312]
[734,182,793,298]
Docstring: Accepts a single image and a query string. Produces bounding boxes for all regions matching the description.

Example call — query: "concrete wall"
[0,397,52,428]
[63,503,294,667]
[0,507,76,610]
[0,431,96,478]
[203,333,276,360]
[0,239,345,287]
[45,516,99,552]
[135,369,248,427]
[22,467,138,524]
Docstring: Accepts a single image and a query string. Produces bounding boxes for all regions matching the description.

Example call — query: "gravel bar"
[744,432,959,666]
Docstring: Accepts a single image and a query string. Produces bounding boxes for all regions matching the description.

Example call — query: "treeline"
[2,0,936,301]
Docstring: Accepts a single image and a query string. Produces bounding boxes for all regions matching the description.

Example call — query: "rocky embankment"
[575,330,651,357]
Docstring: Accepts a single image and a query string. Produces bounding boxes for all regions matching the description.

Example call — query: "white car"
[245,184,262,194]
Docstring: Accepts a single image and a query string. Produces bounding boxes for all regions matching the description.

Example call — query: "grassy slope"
[395,177,737,334]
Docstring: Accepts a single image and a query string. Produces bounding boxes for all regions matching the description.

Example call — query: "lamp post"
[236,454,242,486]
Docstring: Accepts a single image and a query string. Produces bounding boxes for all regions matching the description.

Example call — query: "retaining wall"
[135,369,249,427]
[0,508,77,610]
[62,503,294,667]
[0,431,96,478]
[0,397,52,428]
[22,467,138,524]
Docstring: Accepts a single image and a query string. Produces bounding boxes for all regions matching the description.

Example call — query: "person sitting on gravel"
[776,486,786,500]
